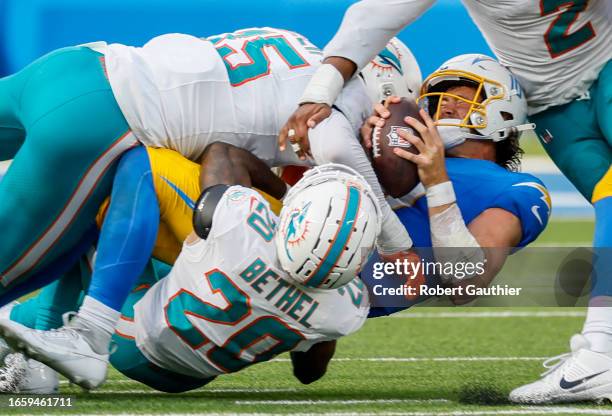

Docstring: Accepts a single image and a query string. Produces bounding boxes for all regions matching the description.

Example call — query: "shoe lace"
[541,352,572,377]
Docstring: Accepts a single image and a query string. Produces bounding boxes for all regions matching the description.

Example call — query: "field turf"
[4,218,609,415]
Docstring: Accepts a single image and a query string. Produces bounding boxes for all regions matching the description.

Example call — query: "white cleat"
[0,302,18,363]
[0,353,59,394]
[509,334,612,404]
[0,319,108,390]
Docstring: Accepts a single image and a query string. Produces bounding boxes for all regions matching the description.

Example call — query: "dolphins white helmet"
[275,164,382,290]
[360,38,422,104]
[418,54,534,149]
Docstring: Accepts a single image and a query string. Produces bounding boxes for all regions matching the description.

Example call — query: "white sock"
[77,296,120,338]
[582,296,612,354]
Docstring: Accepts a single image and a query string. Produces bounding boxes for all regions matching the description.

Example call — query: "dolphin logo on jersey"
[284,201,312,261]
[513,182,552,226]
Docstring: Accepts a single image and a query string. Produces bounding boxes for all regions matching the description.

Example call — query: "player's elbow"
[201,141,231,163]
[293,367,326,385]
[290,350,329,384]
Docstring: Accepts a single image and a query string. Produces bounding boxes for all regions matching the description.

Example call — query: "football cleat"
[0,353,59,394]
[0,318,108,390]
[509,334,612,404]
[0,302,18,363]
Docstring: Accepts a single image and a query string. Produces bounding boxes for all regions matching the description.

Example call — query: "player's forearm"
[322,57,357,81]
[228,146,287,200]
[427,182,485,285]
[323,0,436,70]
[301,0,434,107]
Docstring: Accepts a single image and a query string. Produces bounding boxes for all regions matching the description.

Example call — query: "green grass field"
[5,218,610,416]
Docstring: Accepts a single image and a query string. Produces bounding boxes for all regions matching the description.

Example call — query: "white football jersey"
[97,28,367,164]
[324,0,611,114]
[463,0,611,114]
[132,186,369,379]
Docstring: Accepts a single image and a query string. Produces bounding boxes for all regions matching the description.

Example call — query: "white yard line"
[390,311,586,318]
[85,408,612,416]
[271,356,548,363]
[235,399,450,405]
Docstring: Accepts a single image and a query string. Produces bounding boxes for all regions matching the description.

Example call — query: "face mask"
[436,119,484,149]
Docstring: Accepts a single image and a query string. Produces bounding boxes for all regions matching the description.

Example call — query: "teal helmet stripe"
[305,185,362,288]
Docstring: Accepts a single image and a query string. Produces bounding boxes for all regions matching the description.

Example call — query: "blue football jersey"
[396,157,551,248]
[365,157,551,318]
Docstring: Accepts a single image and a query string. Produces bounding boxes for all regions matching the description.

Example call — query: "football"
[371,98,423,198]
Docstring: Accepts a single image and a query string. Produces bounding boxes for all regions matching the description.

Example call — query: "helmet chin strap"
[436,119,536,149]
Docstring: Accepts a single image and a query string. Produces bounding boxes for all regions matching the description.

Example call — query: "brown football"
[371,98,423,198]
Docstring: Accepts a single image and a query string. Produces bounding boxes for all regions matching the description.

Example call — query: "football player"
[0,56,551,394]
[362,55,551,314]
[280,0,611,404]
[0,162,379,392]
[0,28,418,340]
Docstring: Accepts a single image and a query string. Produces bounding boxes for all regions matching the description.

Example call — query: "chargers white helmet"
[275,164,381,289]
[418,54,534,149]
[360,38,422,104]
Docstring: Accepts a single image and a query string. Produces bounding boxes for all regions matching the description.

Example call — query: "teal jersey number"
[164,269,250,349]
[165,268,306,373]
[208,316,304,373]
[540,0,595,58]
[247,201,275,242]
[209,29,310,86]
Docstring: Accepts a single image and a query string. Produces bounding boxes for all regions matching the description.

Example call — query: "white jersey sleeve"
[310,85,413,253]
[463,0,612,114]
[133,186,369,379]
[323,0,436,70]
[102,28,322,164]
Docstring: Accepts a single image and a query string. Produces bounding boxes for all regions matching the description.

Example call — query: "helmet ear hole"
[500,111,514,121]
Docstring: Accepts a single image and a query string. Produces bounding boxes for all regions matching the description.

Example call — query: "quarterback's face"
[438,85,480,120]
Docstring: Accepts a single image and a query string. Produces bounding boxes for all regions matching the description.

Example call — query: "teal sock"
[33,262,85,330]
[9,298,38,328]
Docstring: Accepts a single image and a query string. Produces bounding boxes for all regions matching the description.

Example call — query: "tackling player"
[0,28,419,314]
[280,1,611,403]
[0,163,379,392]
[0,55,552,394]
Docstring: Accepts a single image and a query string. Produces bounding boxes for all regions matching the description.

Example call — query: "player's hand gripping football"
[392,109,450,189]
[359,96,401,151]
[278,103,332,160]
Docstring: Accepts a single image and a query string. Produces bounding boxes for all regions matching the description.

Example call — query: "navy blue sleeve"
[491,180,551,248]
[87,146,159,311]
